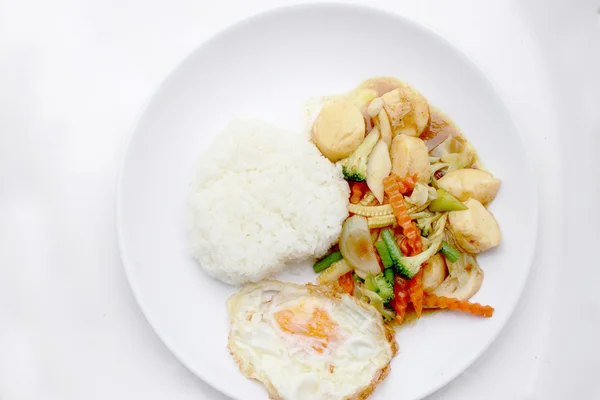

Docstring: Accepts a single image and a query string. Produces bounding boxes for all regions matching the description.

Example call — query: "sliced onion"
[405,182,429,206]
[432,259,483,301]
[366,137,391,203]
[424,131,450,152]
[367,97,384,118]
[377,109,393,147]
[452,265,483,301]
[339,215,380,279]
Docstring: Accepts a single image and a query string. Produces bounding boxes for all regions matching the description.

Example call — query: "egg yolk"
[275,303,338,353]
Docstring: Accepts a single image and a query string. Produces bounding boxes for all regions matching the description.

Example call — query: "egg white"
[227,280,397,400]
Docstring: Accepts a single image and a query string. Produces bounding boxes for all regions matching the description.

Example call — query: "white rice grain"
[188,119,349,285]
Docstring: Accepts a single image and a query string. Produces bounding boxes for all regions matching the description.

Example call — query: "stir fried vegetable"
[398,236,411,257]
[339,127,380,181]
[367,214,397,229]
[375,241,393,269]
[376,109,393,146]
[423,294,494,317]
[313,251,343,273]
[367,97,384,118]
[384,268,394,285]
[309,77,502,326]
[317,259,353,284]
[433,253,484,301]
[405,182,430,206]
[339,215,381,279]
[358,191,377,206]
[338,271,355,294]
[439,242,461,263]
[356,286,396,321]
[352,272,364,283]
[440,151,473,172]
[347,204,393,217]
[382,174,423,254]
[396,174,418,195]
[408,269,424,317]
[350,182,368,204]
[364,273,395,303]
[366,138,392,203]
[416,213,443,237]
[380,215,446,279]
[391,276,411,323]
[428,188,467,212]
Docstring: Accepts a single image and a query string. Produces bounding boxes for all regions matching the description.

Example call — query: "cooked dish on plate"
[188,77,502,399]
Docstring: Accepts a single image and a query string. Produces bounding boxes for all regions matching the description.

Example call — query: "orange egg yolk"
[275,303,338,353]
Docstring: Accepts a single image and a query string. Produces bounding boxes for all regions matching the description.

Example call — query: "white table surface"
[1,0,598,399]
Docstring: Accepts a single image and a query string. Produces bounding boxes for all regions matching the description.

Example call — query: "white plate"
[117,4,538,400]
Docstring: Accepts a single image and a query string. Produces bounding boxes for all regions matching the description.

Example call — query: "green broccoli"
[356,286,396,321]
[416,217,433,237]
[380,215,448,279]
[364,273,394,303]
[338,127,380,181]
[416,213,443,238]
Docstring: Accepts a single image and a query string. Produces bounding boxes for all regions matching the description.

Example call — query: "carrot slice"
[396,174,418,195]
[391,275,411,324]
[410,229,423,254]
[398,236,411,256]
[338,271,355,294]
[383,173,423,255]
[349,182,368,204]
[423,294,494,317]
[408,269,424,318]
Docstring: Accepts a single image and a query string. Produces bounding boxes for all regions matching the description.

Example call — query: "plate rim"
[116,3,540,399]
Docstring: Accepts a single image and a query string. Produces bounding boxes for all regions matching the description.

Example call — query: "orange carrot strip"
[392,276,411,324]
[384,173,423,255]
[383,174,400,190]
[408,269,424,318]
[410,228,423,254]
[398,236,411,256]
[423,294,494,317]
[350,182,367,204]
[338,271,355,294]
[396,174,418,195]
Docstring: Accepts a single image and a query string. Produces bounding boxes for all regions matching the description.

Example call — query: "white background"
[0,0,598,399]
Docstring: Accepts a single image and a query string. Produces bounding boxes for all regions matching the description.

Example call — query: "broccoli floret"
[380,215,448,279]
[416,217,433,237]
[416,213,443,238]
[364,273,394,303]
[338,127,380,181]
[356,286,396,321]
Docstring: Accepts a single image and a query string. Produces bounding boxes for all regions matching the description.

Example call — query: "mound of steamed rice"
[188,119,349,285]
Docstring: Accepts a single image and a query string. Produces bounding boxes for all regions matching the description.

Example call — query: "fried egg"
[227,280,397,400]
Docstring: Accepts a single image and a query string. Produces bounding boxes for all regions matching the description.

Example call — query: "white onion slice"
[339,215,381,279]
